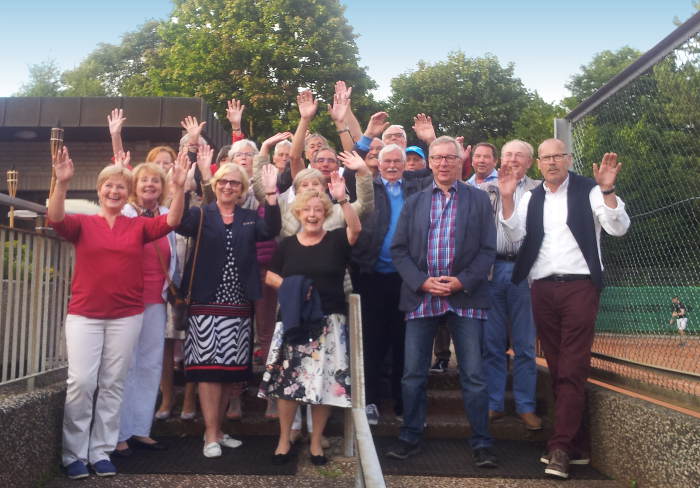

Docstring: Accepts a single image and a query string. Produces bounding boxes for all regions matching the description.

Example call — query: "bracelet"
[601,186,616,195]
[337,198,349,205]
[265,191,277,196]
[337,128,350,135]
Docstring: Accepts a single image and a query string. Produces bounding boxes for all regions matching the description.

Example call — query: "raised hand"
[338,150,368,174]
[260,164,279,194]
[592,152,622,190]
[262,131,293,151]
[412,113,436,143]
[365,112,390,138]
[226,99,245,129]
[328,171,347,201]
[196,144,214,181]
[180,116,206,145]
[54,146,74,184]
[498,161,518,197]
[334,80,352,101]
[114,150,131,169]
[297,90,318,121]
[328,90,351,124]
[108,108,126,135]
[171,149,191,189]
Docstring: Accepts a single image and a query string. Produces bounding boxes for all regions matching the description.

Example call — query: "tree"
[387,52,531,145]
[141,0,378,138]
[61,21,163,97]
[14,59,62,96]
[563,46,642,109]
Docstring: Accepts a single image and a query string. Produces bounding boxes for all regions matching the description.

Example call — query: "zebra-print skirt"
[184,303,253,383]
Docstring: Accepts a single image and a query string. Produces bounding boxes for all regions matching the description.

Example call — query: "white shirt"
[499,176,630,280]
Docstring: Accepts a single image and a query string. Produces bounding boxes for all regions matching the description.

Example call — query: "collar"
[432,180,458,194]
[543,174,569,194]
[381,177,403,186]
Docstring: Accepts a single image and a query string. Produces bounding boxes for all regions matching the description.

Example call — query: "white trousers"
[118,303,166,442]
[61,313,143,466]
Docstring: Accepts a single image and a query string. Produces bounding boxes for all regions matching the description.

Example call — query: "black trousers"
[354,271,406,409]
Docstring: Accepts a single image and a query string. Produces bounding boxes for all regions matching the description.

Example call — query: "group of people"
[49,80,630,481]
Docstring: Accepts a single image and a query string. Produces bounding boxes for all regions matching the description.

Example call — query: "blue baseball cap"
[405,146,425,160]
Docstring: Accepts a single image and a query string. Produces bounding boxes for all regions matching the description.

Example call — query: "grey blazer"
[390,181,496,313]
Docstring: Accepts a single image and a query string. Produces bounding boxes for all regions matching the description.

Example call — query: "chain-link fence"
[561,13,700,399]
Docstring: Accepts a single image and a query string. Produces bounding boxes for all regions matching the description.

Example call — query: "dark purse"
[156,208,205,331]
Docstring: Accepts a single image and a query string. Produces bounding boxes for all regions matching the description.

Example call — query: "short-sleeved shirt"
[672,301,687,318]
[270,228,350,315]
[50,213,173,319]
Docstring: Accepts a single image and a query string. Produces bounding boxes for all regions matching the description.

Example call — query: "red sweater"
[50,213,174,319]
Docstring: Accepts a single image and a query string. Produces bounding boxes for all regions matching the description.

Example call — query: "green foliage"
[142,0,379,138]
[61,21,163,97]
[14,59,62,96]
[563,46,642,109]
[388,52,531,144]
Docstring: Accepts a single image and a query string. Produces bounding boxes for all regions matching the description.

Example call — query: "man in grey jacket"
[479,140,543,431]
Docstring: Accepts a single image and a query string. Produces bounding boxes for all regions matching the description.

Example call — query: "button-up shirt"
[407,182,487,320]
[500,176,630,280]
[466,169,498,187]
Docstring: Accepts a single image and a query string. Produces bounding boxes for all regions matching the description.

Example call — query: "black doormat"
[112,436,297,476]
[375,438,608,479]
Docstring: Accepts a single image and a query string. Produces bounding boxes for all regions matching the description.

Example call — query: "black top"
[672,301,687,318]
[270,228,351,315]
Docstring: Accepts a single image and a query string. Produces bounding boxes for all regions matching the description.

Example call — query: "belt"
[538,274,591,282]
[496,253,517,262]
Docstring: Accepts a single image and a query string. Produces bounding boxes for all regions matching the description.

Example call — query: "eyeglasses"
[384,132,406,139]
[217,179,243,188]
[233,152,255,158]
[315,158,338,164]
[429,154,460,163]
[538,153,569,162]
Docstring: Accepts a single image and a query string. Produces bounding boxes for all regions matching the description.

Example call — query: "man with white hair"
[478,140,542,432]
[382,124,408,149]
[499,138,630,480]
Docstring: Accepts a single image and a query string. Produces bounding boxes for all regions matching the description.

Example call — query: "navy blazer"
[390,181,496,312]
[177,202,281,303]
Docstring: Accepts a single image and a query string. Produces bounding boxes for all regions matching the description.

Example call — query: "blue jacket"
[390,180,496,312]
[177,202,281,303]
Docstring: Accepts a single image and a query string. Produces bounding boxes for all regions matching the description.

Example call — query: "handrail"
[0,193,47,214]
[346,293,386,488]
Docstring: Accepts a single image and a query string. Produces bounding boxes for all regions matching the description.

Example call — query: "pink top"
[143,236,171,304]
[49,213,173,319]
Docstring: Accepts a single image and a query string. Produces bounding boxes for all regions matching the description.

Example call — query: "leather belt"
[495,254,517,262]
[538,274,591,282]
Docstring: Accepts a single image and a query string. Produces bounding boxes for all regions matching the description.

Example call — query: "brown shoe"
[544,449,570,479]
[518,411,543,430]
[489,410,506,421]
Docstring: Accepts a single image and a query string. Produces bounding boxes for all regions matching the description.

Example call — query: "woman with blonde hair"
[48,148,189,479]
[177,161,281,458]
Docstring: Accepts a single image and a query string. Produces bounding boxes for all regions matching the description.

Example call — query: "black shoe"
[111,447,132,458]
[385,439,421,460]
[271,452,291,465]
[429,359,448,373]
[129,437,167,451]
[310,454,328,466]
[472,447,498,468]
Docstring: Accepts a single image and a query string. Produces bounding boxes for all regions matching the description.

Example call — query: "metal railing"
[345,293,385,488]
[555,11,700,404]
[0,194,72,388]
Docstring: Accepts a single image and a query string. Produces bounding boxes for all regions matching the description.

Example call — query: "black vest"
[512,172,603,288]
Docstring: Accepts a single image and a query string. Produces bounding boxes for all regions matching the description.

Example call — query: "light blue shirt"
[374,178,404,274]
[466,169,498,187]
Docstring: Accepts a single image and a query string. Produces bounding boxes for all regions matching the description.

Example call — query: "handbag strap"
[184,206,206,304]
[154,242,178,297]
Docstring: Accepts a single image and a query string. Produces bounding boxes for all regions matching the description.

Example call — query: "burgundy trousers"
[531,278,600,456]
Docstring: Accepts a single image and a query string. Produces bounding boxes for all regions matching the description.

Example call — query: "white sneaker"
[219,434,242,449]
[366,403,380,425]
[203,442,222,458]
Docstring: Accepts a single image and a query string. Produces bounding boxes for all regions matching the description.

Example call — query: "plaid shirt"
[407,182,487,321]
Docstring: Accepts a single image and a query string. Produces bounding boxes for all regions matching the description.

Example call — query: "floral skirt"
[258,313,351,407]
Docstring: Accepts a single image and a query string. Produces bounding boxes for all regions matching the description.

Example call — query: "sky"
[1,0,698,104]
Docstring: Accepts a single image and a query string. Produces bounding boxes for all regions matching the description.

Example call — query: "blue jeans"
[483,260,537,413]
[400,312,492,449]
